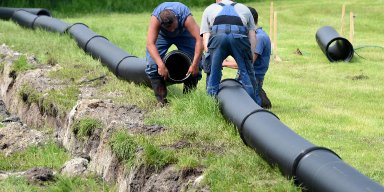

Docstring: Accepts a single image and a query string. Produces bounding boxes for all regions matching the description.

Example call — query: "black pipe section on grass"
[316,26,354,62]
[66,24,151,86]
[66,23,105,50]
[218,79,384,192]
[33,15,70,34]
[11,9,38,28]
[84,35,150,85]
[1,7,383,191]
[2,8,151,86]
[9,9,69,33]
[0,7,50,20]
[163,50,191,83]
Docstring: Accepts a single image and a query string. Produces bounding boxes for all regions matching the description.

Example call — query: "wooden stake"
[349,12,354,44]
[273,11,281,62]
[270,1,274,43]
[340,4,346,36]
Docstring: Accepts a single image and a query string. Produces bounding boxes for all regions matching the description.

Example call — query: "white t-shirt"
[200,0,256,35]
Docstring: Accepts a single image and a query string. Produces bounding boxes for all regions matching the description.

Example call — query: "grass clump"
[109,130,138,165]
[11,55,35,73]
[142,142,177,171]
[48,175,111,192]
[109,131,176,171]
[18,84,79,117]
[0,177,40,192]
[0,175,111,192]
[0,140,69,171]
[18,84,41,105]
[72,117,103,139]
[43,86,79,117]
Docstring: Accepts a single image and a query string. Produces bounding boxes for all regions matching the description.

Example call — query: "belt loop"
[225,24,230,34]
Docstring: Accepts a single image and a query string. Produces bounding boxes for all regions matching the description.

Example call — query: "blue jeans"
[145,30,202,81]
[236,64,264,105]
[206,32,257,102]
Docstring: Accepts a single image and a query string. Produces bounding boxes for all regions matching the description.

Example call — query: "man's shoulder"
[158,2,186,7]
[257,28,269,37]
[203,3,221,13]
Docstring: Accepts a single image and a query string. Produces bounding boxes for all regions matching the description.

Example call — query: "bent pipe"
[218,79,384,192]
[316,26,354,62]
[0,7,50,20]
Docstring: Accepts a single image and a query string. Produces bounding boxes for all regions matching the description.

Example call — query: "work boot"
[258,80,271,109]
[183,76,198,94]
[150,78,168,106]
[260,88,272,109]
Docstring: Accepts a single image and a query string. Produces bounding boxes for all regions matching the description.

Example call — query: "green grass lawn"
[0,0,383,191]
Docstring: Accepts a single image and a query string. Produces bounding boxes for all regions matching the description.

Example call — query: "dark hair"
[159,9,176,28]
[248,7,258,25]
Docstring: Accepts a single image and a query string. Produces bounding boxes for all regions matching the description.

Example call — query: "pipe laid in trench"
[1,8,383,191]
[316,26,354,62]
[218,79,384,192]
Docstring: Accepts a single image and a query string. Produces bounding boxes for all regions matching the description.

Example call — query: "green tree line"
[1,0,260,15]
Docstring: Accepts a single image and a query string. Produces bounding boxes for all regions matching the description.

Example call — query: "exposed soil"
[0,44,206,191]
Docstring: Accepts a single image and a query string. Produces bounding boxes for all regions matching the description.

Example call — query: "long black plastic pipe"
[0,7,50,20]
[2,8,383,191]
[33,15,70,34]
[11,9,38,28]
[316,26,354,62]
[218,79,383,192]
[5,9,151,86]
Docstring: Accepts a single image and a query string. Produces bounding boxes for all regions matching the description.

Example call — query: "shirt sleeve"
[200,8,211,35]
[255,34,265,55]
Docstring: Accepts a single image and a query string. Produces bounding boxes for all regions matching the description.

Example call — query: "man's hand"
[158,65,169,80]
[187,64,199,76]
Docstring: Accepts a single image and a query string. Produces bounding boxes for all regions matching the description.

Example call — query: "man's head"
[248,7,258,25]
[159,9,178,32]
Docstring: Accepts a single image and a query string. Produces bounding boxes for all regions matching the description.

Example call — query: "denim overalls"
[206,3,258,102]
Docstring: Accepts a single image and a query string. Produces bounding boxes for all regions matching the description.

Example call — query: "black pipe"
[0,7,50,20]
[11,9,38,28]
[33,15,70,34]
[316,26,354,62]
[66,22,150,86]
[66,23,106,51]
[116,57,151,86]
[163,50,191,83]
[85,36,133,73]
[218,79,384,192]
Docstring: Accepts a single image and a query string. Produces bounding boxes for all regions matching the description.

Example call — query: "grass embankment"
[0,0,383,191]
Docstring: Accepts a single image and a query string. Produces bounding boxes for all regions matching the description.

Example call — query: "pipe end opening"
[326,38,354,62]
[163,50,191,82]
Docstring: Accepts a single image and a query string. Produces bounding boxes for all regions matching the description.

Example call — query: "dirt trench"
[0,44,206,191]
